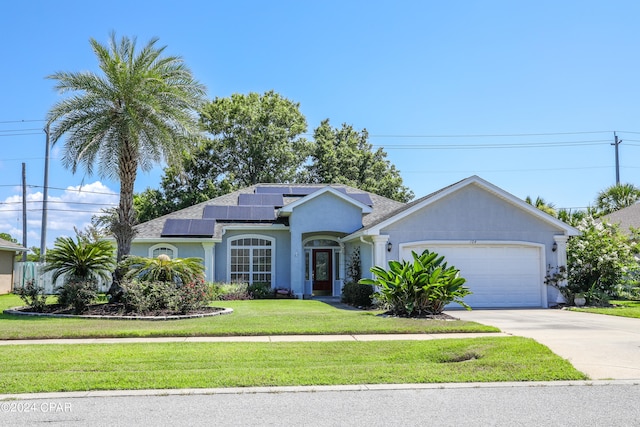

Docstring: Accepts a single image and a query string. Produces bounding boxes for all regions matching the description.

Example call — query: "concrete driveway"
[454,309,640,380]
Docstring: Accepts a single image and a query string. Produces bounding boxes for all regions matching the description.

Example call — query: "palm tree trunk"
[108,143,138,298]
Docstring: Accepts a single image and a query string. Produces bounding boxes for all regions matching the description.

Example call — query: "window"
[229,236,274,284]
[149,244,177,259]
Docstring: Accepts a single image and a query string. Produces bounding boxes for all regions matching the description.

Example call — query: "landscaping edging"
[3,307,234,321]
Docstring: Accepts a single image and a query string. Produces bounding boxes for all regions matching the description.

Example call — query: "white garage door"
[400,243,544,308]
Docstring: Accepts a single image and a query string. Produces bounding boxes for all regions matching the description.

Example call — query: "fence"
[13,262,111,295]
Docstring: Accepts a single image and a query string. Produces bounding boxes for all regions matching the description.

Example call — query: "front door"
[312,249,332,296]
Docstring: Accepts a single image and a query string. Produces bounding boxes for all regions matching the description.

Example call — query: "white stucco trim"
[148,243,179,259]
[399,240,548,308]
[278,186,372,216]
[201,242,215,282]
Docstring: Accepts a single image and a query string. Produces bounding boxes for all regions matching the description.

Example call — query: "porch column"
[201,242,215,283]
[370,235,390,268]
[553,235,569,303]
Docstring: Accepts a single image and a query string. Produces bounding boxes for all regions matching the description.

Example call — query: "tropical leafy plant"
[360,249,471,316]
[122,255,204,284]
[43,236,116,284]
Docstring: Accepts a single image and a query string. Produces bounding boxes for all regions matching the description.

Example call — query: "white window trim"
[149,243,179,259]
[226,234,276,285]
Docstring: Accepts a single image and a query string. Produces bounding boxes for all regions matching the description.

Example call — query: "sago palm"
[123,254,205,284]
[46,33,206,265]
[43,237,116,284]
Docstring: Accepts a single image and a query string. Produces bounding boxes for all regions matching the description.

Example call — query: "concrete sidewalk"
[0,332,508,345]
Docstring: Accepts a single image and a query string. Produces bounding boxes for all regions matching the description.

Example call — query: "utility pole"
[40,124,50,261]
[21,163,27,262]
[612,132,621,185]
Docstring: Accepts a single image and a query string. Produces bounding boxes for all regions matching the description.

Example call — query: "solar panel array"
[161,219,216,237]
[255,185,348,196]
[346,193,373,206]
[203,205,276,221]
[238,193,284,207]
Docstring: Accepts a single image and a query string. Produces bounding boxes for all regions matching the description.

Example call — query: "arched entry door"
[312,249,332,295]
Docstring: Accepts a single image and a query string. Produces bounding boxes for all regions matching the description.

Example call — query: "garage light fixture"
[387,241,392,252]
[552,242,557,252]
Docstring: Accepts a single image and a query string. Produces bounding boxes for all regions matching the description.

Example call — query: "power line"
[0,119,46,124]
[372,139,610,150]
[367,131,614,138]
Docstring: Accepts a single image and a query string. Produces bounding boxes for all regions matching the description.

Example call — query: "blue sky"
[2,0,640,249]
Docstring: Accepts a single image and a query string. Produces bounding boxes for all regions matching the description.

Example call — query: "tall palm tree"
[596,183,640,215]
[46,33,206,266]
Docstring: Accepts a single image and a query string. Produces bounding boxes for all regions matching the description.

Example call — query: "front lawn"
[0,337,586,393]
[0,294,498,339]
[571,299,640,319]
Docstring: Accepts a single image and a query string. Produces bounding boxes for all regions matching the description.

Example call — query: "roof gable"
[350,175,579,237]
[278,186,373,216]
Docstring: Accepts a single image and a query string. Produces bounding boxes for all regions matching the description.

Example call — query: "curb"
[1,380,638,401]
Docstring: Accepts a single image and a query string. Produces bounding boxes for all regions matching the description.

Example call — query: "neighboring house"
[130,176,579,308]
[0,238,27,294]
[601,203,640,235]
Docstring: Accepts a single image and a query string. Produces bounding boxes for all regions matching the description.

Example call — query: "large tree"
[46,33,206,265]
[303,119,414,202]
[595,183,640,216]
[199,90,310,186]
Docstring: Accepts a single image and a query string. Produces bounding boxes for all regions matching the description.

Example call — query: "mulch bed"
[378,312,458,320]
[10,303,227,319]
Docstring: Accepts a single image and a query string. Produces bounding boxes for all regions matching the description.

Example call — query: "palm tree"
[525,196,557,217]
[46,33,206,266]
[596,183,640,215]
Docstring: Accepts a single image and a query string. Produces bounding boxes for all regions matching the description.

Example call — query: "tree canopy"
[46,33,206,266]
[199,90,310,186]
[303,120,414,202]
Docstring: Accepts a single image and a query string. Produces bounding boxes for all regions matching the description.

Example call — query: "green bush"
[123,255,205,284]
[248,282,274,299]
[14,280,48,312]
[120,281,177,314]
[360,249,471,316]
[341,282,374,307]
[210,282,252,301]
[56,278,98,314]
[170,280,213,314]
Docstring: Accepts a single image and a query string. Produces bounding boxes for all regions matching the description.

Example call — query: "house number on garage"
[470,240,477,244]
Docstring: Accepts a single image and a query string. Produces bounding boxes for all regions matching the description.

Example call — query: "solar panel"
[255,186,291,195]
[161,219,216,237]
[346,193,373,206]
[203,205,276,221]
[238,193,284,207]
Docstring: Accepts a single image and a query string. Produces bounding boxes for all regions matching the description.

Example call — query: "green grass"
[0,294,498,339]
[571,299,640,319]
[0,337,586,393]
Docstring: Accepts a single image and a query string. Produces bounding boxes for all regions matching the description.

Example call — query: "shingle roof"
[133,184,405,239]
[602,203,640,235]
[0,238,27,252]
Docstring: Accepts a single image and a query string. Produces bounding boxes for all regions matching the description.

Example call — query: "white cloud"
[0,181,118,249]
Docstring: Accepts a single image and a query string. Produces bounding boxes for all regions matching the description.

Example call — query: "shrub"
[210,282,252,301]
[43,236,115,284]
[567,216,640,304]
[341,282,374,307]
[170,280,212,314]
[248,282,273,299]
[14,280,48,312]
[120,281,176,314]
[56,278,98,314]
[360,249,471,316]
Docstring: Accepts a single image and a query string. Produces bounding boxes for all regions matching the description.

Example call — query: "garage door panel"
[400,244,543,308]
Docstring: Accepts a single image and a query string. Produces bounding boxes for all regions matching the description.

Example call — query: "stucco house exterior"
[0,238,27,294]
[130,176,579,308]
